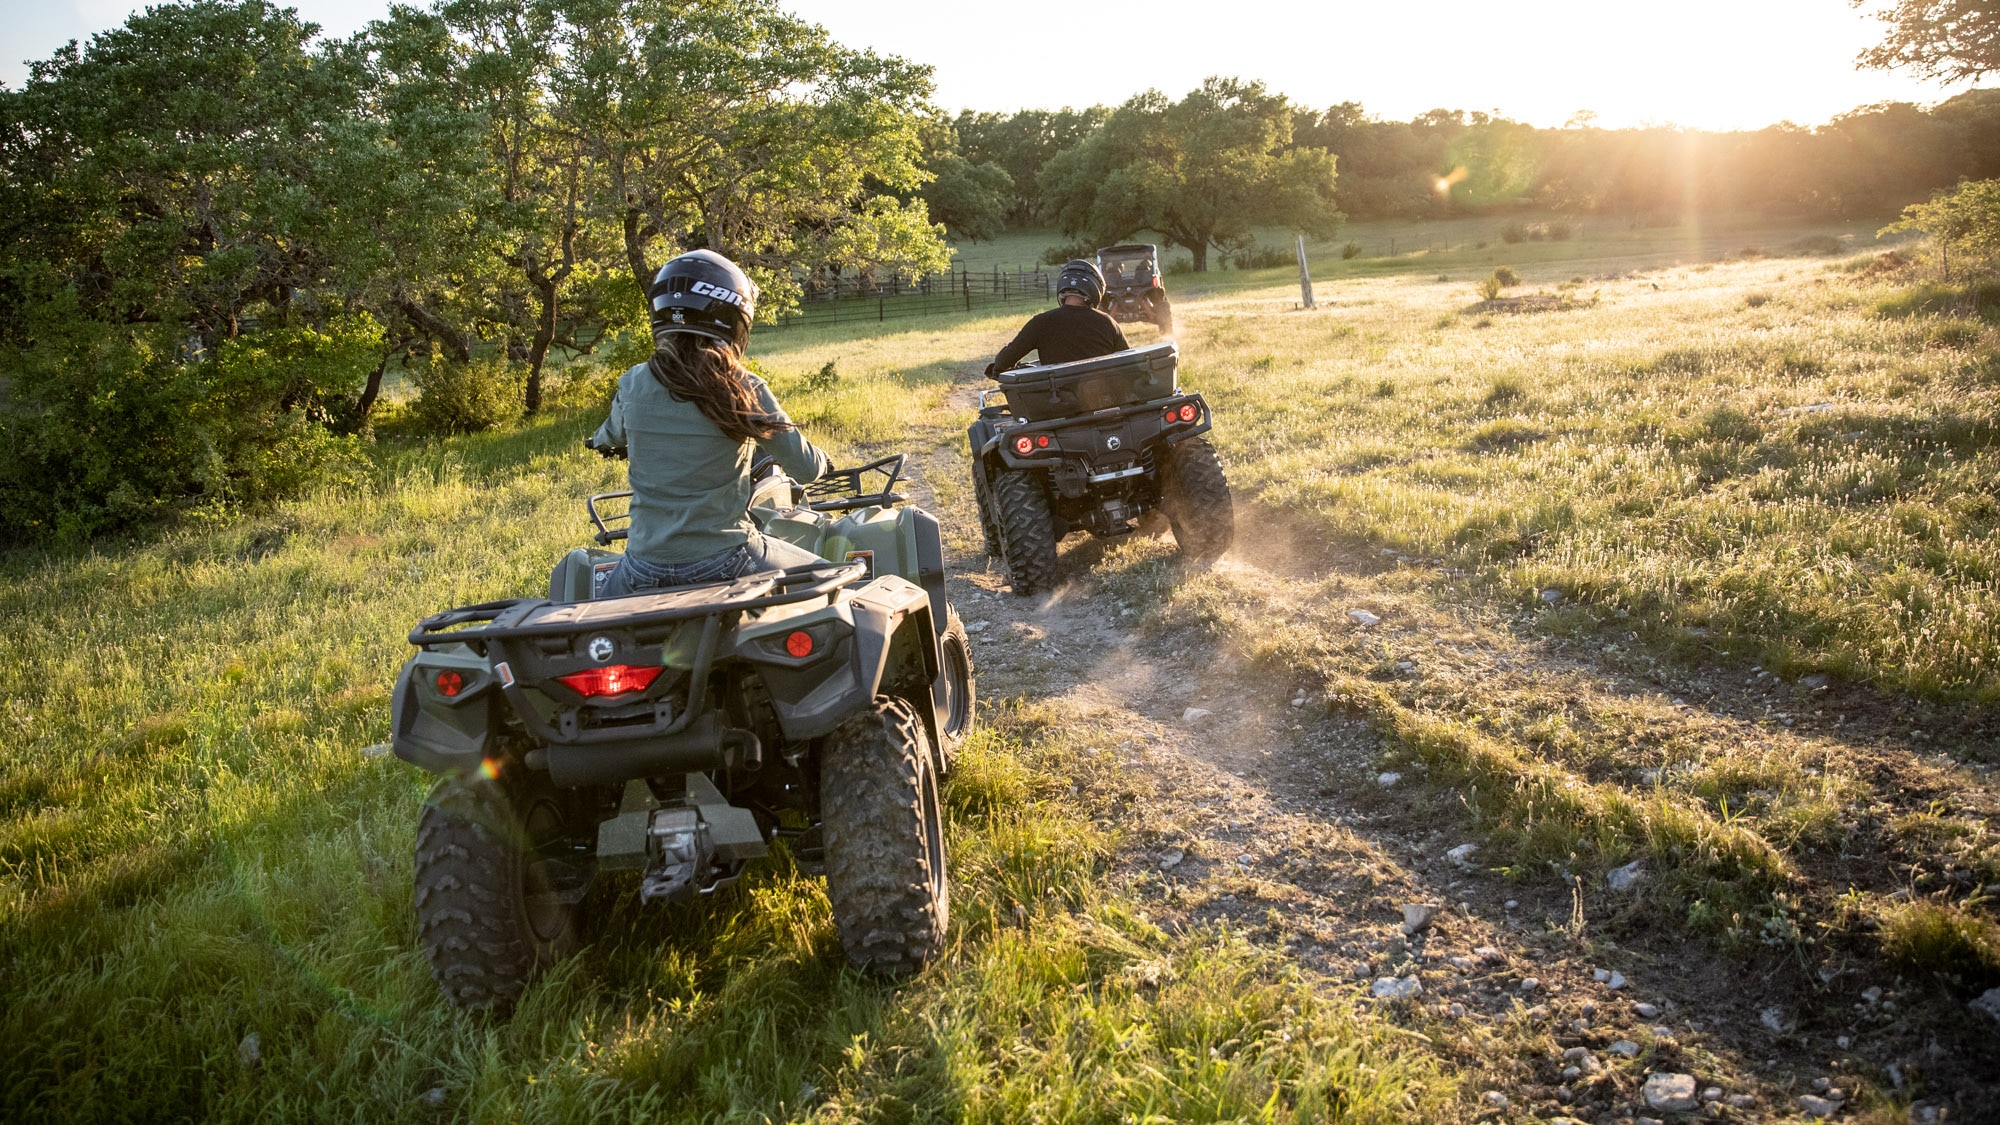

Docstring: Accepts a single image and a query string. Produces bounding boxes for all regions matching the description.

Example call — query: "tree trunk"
[623,207,655,305]
[394,294,470,363]
[354,352,392,423]
[526,274,556,415]
[1189,242,1208,272]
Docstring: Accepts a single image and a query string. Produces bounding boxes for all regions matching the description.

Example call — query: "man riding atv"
[587,249,830,592]
[984,258,1127,377]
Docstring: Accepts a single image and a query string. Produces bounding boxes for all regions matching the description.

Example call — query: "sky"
[0,0,1969,130]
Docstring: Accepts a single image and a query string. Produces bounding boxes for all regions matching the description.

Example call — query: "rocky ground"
[897,378,1998,1125]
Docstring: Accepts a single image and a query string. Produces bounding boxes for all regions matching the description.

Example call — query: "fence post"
[878,297,884,322]
[1296,233,1315,309]
[964,273,971,312]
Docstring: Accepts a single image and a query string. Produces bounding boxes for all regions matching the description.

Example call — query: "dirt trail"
[907,385,1914,1123]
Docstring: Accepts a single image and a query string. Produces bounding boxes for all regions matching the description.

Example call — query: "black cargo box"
[997,342,1178,421]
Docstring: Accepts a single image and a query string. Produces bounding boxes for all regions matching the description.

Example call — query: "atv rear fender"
[735,572,939,742]
[390,644,500,774]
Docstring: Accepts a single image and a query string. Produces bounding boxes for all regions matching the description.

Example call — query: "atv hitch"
[640,805,714,903]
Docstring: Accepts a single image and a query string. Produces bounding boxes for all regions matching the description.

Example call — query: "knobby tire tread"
[1160,437,1234,561]
[413,778,576,1012]
[991,469,1060,596]
[820,698,948,976]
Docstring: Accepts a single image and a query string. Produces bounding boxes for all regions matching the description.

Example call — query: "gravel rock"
[1798,1094,1841,1118]
[1181,707,1212,723]
[422,1088,447,1107]
[1475,945,1504,963]
[237,1032,260,1069]
[1376,771,1402,788]
[1635,1002,1660,1019]
[1760,1006,1788,1033]
[1725,1093,1757,1109]
[1519,977,1540,993]
[1447,843,1479,867]
[1802,673,1830,690]
[1971,987,2000,1025]
[1348,609,1382,627]
[1609,1040,1640,1057]
[1371,976,1422,1000]
[1540,588,1565,605]
[1562,1046,1590,1062]
[1643,1072,1700,1113]
[1158,848,1185,870]
[1482,1091,1509,1109]
[1594,968,1610,983]
[1401,903,1440,935]
[1702,1087,1723,1102]
[1607,860,1646,892]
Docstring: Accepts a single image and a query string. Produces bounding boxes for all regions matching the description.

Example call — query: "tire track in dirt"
[910,378,1834,1123]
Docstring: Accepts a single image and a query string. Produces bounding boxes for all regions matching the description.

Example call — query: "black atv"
[1097,243,1172,335]
[389,455,974,1011]
[967,342,1233,595]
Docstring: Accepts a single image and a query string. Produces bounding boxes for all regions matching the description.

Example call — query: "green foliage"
[1881,177,2000,274]
[1857,0,2000,83]
[1341,240,1364,259]
[1492,265,1521,287]
[1880,900,2000,984]
[1040,77,1341,271]
[1873,278,2000,319]
[1040,238,1099,266]
[407,357,526,436]
[804,359,841,391]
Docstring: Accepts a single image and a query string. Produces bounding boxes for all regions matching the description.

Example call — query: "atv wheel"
[821,697,949,976]
[990,468,1060,596]
[970,462,1001,558]
[1159,437,1234,562]
[1153,297,1174,336]
[414,776,586,1012]
[936,607,977,758]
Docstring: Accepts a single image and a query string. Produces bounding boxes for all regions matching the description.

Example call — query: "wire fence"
[770,266,1053,329]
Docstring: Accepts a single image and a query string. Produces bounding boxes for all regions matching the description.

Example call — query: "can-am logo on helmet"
[688,280,748,309]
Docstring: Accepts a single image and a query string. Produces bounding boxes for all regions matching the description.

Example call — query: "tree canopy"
[1855,0,2000,82]
[1040,78,1341,271]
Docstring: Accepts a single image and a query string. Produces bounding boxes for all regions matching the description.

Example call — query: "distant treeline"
[921,92,2000,238]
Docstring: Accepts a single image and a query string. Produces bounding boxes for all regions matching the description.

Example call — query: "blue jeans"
[600,534,825,598]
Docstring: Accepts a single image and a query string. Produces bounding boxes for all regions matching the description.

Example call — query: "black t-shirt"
[991,304,1130,374]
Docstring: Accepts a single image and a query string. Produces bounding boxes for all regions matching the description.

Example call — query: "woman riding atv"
[588,250,831,595]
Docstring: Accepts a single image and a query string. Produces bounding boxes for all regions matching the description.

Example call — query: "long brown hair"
[646,333,791,444]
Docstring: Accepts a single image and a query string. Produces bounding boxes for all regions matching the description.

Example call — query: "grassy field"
[3,214,1995,1119]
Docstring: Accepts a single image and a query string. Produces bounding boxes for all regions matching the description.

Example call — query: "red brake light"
[435,670,464,697]
[785,630,814,658]
[556,664,663,697]
[1013,436,1034,455]
[1036,435,1050,448]
[1178,403,1198,422]
[1165,408,1177,424]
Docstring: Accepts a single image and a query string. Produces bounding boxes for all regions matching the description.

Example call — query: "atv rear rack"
[407,560,868,648]
[585,454,908,544]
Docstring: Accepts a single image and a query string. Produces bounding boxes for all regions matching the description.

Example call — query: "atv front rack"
[584,454,908,544]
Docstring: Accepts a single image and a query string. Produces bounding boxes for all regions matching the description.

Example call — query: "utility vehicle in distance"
[390,455,973,1011]
[1096,243,1173,335]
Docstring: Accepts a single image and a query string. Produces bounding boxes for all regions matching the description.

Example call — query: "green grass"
[0,355,1449,1120]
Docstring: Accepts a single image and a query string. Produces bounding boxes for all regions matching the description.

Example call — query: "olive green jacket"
[591,362,828,564]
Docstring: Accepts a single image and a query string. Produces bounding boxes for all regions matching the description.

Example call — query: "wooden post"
[964,273,971,312]
[1296,233,1315,309]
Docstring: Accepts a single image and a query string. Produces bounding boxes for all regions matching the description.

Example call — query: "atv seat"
[996,342,1178,422]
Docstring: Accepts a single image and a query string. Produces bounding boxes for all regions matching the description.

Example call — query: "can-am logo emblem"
[587,636,614,662]
[1105,435,1122,450]
[689,280,748,309]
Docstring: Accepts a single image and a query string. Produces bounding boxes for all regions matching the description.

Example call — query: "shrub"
[1790,234,1847,256]
[1880,900,2000,984]
[1492,266,1521,287]
[408,357,524,436]
[1500,222,1526,244]
[1039,239,1097,266]
[1745,292,1772,308]
[1224,243,1294,269]
[1484,375,1527,405]
[803,359,841,391]
[1545,220,1576,241]
[1163,255,1196,275]
[1880,178,2000,274]
[1478,276,1503,301]
[1341,241,1364,260]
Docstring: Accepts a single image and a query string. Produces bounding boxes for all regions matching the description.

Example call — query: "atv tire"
[936,607,976,758]
[414,776,585,1012]
[971,462,1001,558]
[990,468,1060,596]
[821,697,949,976]
[1159,437,1233,562]
[1153,297,1174,336]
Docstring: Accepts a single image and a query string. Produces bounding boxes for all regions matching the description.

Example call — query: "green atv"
[389,455,974,1011]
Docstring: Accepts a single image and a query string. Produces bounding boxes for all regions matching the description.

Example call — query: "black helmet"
[1056,258,1105,308]
[650,249,758,350]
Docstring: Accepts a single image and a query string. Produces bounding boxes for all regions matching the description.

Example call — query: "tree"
[549,0,947,314]
[916,117,1012,241]
[954,106,1108,225]
[1855,0,2000,83]
[1041,78,1341,271]
[1881,177,2000,277]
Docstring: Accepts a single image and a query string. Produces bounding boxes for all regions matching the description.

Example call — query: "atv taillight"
[1178,403,1198,422]
[785,630,814,658]
[1013,436,1034,455]
[435,670,464,697]
[1036,435,1050,448]
[1164,407,1177,424]
[556,664,664,697]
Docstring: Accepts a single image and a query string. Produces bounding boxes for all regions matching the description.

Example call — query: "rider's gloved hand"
[586,437,628,460]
